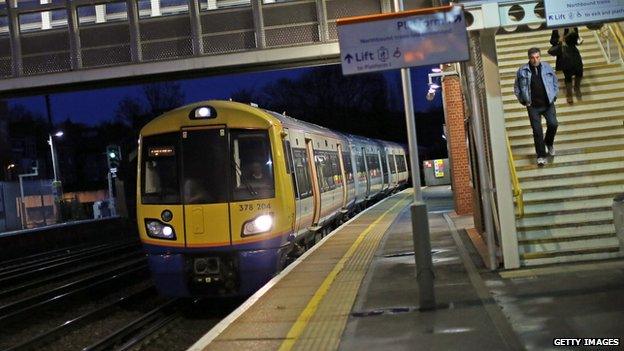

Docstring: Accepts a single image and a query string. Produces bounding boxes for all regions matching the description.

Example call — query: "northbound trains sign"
[337,5,469,75]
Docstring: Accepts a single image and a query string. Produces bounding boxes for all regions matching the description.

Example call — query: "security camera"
[426,90,436,101]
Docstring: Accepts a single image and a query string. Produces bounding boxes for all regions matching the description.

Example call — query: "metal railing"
[505,132,524,218]
[596,22,624,65]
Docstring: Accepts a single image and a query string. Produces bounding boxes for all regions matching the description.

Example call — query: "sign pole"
[393,0,436,310]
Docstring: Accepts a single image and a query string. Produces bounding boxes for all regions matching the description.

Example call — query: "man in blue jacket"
[514,47,559,167]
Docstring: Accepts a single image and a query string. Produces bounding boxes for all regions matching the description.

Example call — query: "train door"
[283,129,301,234]
[337,143,348,209]
[306,137,321,226]
[362,147,370,197]
[181,127,231,247]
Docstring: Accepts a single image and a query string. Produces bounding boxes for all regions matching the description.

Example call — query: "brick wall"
[443,75,473,215]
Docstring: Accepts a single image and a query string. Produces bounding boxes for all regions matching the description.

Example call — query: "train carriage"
[137,100,408,297]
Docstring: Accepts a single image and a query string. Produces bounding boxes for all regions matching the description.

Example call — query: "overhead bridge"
[0,0,547,95]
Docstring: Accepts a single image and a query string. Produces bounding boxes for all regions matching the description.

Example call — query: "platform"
[189,187,624,351]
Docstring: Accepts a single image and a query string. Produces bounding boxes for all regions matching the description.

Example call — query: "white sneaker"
[547,145,555,156]
[537,157,547,167]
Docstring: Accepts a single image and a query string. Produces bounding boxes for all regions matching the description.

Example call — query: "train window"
[292,148,311,199]
[141,132,180,204]
[283,140,293,174]
[342,151,354,184]
[380,152,388,183]
[182,128,228,204]
[356,151,366,182]
[396,155,407,172]
[329,152,341,186]
[230,130,275,201]
[314,151,334,193]
[366,153,380,178]
[389,154,397,174]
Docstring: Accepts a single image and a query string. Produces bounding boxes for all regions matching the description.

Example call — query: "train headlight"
[145,219,176,240]
[242,214,273,236]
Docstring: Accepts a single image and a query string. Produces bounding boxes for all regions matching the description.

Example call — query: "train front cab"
[137,102,295,297]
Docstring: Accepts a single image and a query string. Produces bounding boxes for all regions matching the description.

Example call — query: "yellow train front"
[137,101,295,297]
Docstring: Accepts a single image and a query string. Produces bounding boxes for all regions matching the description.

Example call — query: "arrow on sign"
[344,54,353,63]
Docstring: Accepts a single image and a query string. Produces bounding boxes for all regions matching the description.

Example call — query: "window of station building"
[201,0,250,11]
[366,153,380,178]
[342,152,354,184]
[138,0,189,18]
[141,132,180,204]
[389,154,397,174]
[292,148,312,199]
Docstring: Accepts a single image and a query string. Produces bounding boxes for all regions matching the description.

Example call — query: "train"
[136,100,409,297]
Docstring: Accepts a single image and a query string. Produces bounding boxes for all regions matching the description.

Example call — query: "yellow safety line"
[278,194,410,351]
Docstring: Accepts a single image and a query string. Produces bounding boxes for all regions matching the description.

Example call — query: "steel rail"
[5,286,157,351]
[84,299,181,351]
[0,250,143,300]
[0,259,147,324]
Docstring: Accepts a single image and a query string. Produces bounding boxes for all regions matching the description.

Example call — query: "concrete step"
[497,42,602,60]
[520,249,622,266]
[516,207,613,230]
[499,57,606,75]
[520,171,624,191]
[506,111,624,132]
[500,70,624,90]
[498,51,605,71]
[517,222,615,241]
[504,94,624,116]
[512,139,624,157]
[504,101,624,122]
[496,34,598,52]
[502,81,624,103]
[507,119,624,139]
[509,127,624,148]
[496,27,596,42]
[517,159,624,180]
[519,235,620,256]
[523,196,615,215]
[522,184,624,203]
[500,64,624,86]
[515,150,624,171]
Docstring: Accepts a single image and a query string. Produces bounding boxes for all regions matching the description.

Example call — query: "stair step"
[496,27,596,42]
[519,235,619,254]
[523,197,614,215]
[502,82,624,103]
[497,42,602,60]
[508,121,624,139]
[501,72,624,90]
[523,184,624,203]
[499,57,607,75]
[512,139,624,158]
[500,64,624,86]
[517,223,616,240]
[510,128,624,148]
[517,160,624,180]
[514,149,624,169]
[505,90,624,114]
[516,210,613,231]
[505,101,624,122]
[520,249,622,266]
[522,174,624,194]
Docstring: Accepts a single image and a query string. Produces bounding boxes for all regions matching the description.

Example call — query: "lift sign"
[337,5,469,75]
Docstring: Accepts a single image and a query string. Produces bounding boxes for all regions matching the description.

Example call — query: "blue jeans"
[527,104,558,157]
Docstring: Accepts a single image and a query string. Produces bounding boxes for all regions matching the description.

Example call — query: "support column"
[189,0,204,55]
[6,0,22,76]
[479,29,519,269]
[126,0,143,62]
[251,0,265,49]
[316,0,329,42]
[66,0,82,70]
[442,72,473,215]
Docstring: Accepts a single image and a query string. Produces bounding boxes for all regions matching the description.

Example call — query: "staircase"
[496,27,624,266]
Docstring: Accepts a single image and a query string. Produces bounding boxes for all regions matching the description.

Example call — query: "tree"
[143,82,185,117]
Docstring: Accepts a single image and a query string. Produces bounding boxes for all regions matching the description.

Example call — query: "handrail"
[608,22,624,60]
[505,133,524,218]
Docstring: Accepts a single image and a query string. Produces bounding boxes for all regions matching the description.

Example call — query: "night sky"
[6,64,443,128]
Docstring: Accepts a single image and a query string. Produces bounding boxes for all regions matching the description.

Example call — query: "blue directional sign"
[337,5,469,75]
[545,0,624,27]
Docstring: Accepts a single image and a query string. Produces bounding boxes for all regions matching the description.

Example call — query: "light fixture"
[54,131,64,137]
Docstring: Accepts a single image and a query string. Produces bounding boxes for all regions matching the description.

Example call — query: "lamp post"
[48,130,63,222]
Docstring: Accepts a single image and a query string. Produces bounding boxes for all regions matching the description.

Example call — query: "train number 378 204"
[239,203,272,211]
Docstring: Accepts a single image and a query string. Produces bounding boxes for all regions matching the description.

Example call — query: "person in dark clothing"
[514,48,559,167]
[550,28,584,104]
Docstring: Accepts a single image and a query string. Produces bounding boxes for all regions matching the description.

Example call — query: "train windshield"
[141,132,181,204]
[230,129,275,201]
